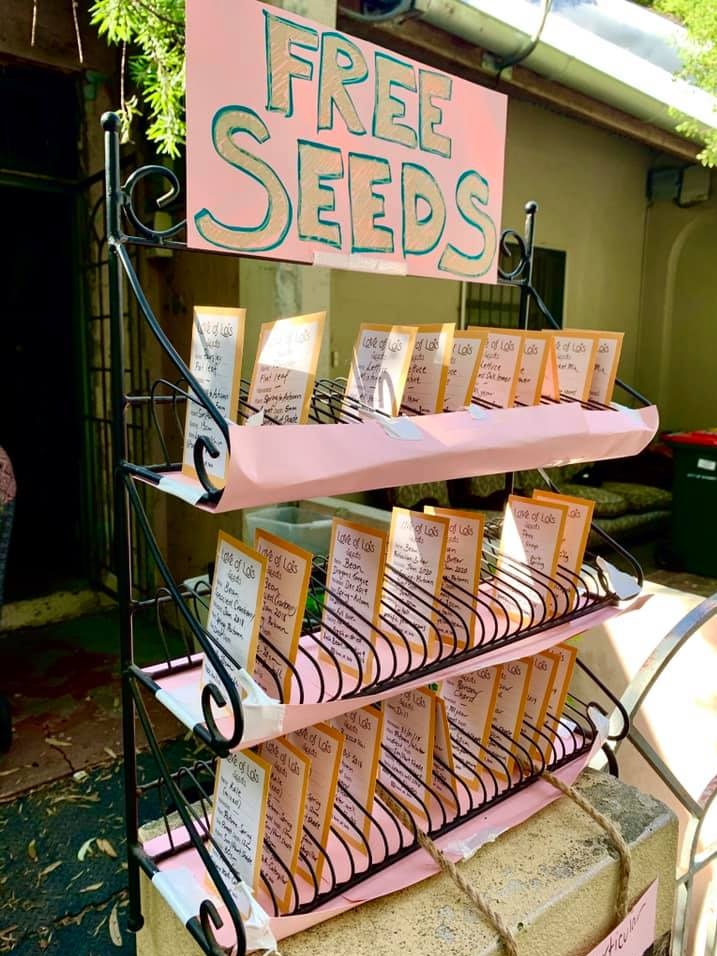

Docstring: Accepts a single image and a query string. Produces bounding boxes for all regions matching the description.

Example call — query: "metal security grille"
[466,245,566,330]
[81,187,153,595]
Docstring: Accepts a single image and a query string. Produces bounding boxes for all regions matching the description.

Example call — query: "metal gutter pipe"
[409,0,716,138]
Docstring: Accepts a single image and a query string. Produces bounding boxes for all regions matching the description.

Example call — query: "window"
[465,246,566,330]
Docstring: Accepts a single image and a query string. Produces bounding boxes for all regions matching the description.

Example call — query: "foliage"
[654,0,717,166]
[89,0,186,157]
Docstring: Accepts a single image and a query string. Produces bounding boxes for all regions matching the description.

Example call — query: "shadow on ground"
[0,739,203,955]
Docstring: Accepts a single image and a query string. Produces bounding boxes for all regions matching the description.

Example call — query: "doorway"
[0,64,86,601]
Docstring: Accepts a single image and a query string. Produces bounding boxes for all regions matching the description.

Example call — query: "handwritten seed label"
[380,688,436,826]
[258,737,311,912]
[487,657,534,778]
[544,643,577,748]
[182,306,245,485]
[532,490,594,579]
[549,332,600,402]
[344,324,417,417]
[499,495,570,617]
[209,750,270,894]
[247,312,325,424]
[515,331,550,406]
[522,653,559,761]
[254,530,312,701]
[425,507,483,651]
[381,508,449,657]
[202,532,267,695]
[443,329,487,411]
[402,323,454,415]
[441,666,501,785]
[473,329,525,407]
[590,332,623,405]
[330,706,383,851]
[288,722,344,883]
[321,518,387,681]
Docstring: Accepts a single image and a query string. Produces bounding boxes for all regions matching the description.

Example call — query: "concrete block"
[137,768,677,956]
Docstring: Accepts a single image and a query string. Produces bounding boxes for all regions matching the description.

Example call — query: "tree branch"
[129,0,183,30]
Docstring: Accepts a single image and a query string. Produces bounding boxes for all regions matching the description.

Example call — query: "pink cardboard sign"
[583,880,657,956]
[186,0,507,281]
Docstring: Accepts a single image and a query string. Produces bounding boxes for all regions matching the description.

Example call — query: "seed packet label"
[541,338,558,400]
[258,736,311,913]
[432,694,458,813]
[545,643,578,732]
[182,306,245,485]
[473,329,525,408]
[402,323,455,415]
[247,312,326,424]
[532,490,594,575]
[443,329,488,412]
[202,532,267,694]
[522,653,559,761]
[515,332,550,406]
[589,332,624,405]
[550,332,600,402]
[321,518,387,681]
[380,688,436,825]
[331,706,384,851]
[344,323,418,417]
[425,507,484,651]
[441,665,501,785]
[499,495,569,617]
[210,750,270,895]
[488,657,534,778]
[381,508,450,656]
[288,722,344,885]
[254,530,312,701]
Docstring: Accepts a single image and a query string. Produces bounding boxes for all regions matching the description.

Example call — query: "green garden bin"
[666,430,717,577]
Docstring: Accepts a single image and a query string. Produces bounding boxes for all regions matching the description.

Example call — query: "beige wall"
[329,98,654,385]
[636,189,717,430]
[503,99,651,386]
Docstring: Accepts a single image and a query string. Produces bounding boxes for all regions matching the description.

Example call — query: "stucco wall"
[636,190,717,430]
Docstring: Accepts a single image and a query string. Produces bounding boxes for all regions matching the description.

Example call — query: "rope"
[376,766,632,955]
[541,769,631,923]
[376,782,519,956]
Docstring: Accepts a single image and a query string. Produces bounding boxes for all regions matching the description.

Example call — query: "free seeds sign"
[186,0,507,281]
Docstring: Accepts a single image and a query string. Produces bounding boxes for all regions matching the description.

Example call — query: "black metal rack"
[102,110,651,955]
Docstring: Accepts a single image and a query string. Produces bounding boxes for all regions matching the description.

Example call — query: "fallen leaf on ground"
[37,862,62,879]
[92,915,108,938]
[0,768,20,778]
[77,839,95,861]
[27,840,37,862]
[104,747,117,760]
[52,793,100,805]
[109,902,122,947]
[72,770,89,783]
[44,737,72,748]
[96,839,117,859]
[79,882,104,893]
